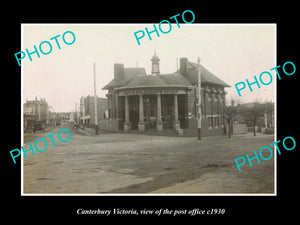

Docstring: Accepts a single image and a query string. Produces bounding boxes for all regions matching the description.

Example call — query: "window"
[143,96,156,119]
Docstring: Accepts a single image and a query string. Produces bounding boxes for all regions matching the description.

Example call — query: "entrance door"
[129,96,139,130]
[161,94,173,129]
[143,95,156,129]
[178,94,187,128]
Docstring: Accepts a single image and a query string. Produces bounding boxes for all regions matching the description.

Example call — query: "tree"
[239,100,265,136]
[224,99,239,138]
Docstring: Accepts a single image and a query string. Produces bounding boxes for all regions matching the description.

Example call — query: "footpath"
[74,126,272,140]
[73,126,115,137]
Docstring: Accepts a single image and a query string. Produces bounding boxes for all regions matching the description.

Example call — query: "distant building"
[23,97,50,132]
[79,95,108,127]
[102,52,230,136]
[51,112,70,125]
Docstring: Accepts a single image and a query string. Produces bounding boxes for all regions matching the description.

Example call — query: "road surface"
[23,125,275,194]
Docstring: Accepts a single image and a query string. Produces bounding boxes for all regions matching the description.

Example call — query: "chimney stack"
[114,63,125,85]
[180,57,188,77]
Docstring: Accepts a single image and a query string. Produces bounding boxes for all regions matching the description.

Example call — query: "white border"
[21,24,24,195]
[21,23,277,196]
[274,25,277,196]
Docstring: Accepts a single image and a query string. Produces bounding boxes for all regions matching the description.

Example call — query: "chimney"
[180,57,188,77]
[114,63,125,85]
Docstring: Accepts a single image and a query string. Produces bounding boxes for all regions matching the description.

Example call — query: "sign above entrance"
[118,89,186,96]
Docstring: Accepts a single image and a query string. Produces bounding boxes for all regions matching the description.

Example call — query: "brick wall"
[98,119,119,131]
[183,117,226,137]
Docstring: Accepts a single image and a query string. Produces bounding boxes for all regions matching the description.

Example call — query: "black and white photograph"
[21,24,276,195]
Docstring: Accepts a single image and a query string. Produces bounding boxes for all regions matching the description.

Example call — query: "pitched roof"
[124,67,147,80]
[102,79,117,90]
[103,59,230,90]
[102,67,146,90]
[159,73,192,86]
[176,61,230,87]
[118,73,192,89]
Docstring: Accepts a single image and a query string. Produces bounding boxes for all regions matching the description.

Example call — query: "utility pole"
[197,57,202,140]
[82,97,85,130]
[93,62,99,135]
[265,99,268,129]
[75,102,78,128]
[38,98,41,120]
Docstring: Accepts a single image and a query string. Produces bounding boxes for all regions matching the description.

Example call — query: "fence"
[98,119,119,132]
[233,123,247,134]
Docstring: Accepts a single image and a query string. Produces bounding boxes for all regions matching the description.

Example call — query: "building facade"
[23,97,50,132]
[102,53,230,136]
[79,95,108,127]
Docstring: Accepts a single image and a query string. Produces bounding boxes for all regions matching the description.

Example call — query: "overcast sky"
[22,24,276,112]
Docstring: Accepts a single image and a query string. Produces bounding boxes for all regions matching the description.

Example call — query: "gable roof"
[103,59,230,90]
[124,67,147,80]
[119,73,192,89]
[102,67,146,90]
[176,61,230,87]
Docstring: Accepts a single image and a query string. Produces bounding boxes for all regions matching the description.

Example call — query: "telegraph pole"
[197,57,202,140]
[93,62,99,135]
[265,99,268,129]
[82,97,85,130]
[75,102,78,128]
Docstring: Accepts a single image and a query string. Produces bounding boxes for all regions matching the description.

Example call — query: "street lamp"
[197,57,202,140]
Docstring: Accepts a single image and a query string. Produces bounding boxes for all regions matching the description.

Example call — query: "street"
[23,125,275,194]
